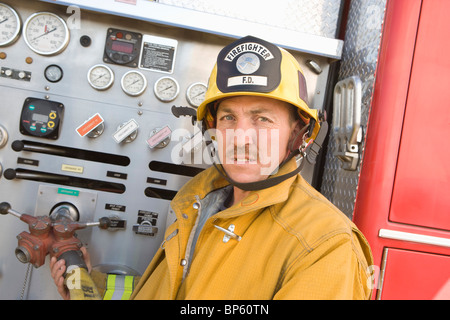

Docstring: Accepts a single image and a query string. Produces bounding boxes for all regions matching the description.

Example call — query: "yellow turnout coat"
[132,159,373,299]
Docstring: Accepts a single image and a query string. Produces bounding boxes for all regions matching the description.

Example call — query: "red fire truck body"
[353,0,450,299]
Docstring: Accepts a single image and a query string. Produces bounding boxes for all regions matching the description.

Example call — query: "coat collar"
[171,158,301,219]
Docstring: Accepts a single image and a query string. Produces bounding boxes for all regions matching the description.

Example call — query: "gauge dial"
[0,124,8,148]
[186,82,207,107]
[154,76,179,102]
[87,64,114,91]
[0,3,21,47]
[23,12,70,56]
[121,70,147,96]
[44,64,63,83]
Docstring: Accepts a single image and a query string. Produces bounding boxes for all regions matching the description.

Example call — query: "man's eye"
[220,115,234,121]
[258,116,271,122]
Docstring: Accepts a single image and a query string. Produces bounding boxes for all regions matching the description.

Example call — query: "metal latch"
[214,224,242,243]
[332,76,362,171]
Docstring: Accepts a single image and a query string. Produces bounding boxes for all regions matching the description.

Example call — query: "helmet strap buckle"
[299,133,314,159]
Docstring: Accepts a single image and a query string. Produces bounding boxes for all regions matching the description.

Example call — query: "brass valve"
[0,202,110,268]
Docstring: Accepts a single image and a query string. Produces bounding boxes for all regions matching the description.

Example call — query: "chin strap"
[209,121,329,191]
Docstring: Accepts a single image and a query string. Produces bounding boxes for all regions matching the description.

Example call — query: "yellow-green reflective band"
[103,274,135,300]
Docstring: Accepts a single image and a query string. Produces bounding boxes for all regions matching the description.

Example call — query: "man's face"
[215,96,299,184]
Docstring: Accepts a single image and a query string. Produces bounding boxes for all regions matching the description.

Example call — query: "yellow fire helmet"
[197,35,327,191]
[197,35,321,142]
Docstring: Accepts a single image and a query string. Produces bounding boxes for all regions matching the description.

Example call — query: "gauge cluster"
[0,2,207,108]
[0,5,70,55]
[97,27,206,107]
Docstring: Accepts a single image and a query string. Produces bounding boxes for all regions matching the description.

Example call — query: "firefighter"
[51,35,373,299]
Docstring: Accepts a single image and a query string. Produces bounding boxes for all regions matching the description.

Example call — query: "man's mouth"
[226,147,258,164]
[233,156,257,164]
[222,140,265,165]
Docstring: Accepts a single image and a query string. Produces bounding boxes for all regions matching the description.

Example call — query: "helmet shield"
[216,36,282,94]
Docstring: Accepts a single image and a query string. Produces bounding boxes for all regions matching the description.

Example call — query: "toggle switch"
[76,113,105,138]
[146,125,171,149]
[113,119,139,143]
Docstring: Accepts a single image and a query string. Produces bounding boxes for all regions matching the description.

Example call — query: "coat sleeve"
[273,232,373,300]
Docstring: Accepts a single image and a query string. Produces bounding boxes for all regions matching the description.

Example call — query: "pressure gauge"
[0,3,21,47]
[87,64,114,91]
[186,82,207,107]
[0,124,8,148]
[121,70,147,96]
[23,12,70,56]
[154,76,179,102]
[44,64,63,83]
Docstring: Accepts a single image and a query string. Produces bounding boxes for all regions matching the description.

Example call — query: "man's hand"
[49,247,92,300]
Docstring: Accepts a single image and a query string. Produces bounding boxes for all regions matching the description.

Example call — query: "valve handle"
[81,217,111,229]
[0,202,111,229]
[0,202,11,215]
[0,202,22,218]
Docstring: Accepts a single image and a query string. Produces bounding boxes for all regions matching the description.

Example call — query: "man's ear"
[288,120,305,152]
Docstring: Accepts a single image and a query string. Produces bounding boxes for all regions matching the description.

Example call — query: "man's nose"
[235,133,254,146]
[233,119,256,146]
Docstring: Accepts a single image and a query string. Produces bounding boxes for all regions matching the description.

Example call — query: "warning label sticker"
[139,35,177,74]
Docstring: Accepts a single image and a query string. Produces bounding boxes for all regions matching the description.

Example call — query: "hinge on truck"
[332,76,363,171]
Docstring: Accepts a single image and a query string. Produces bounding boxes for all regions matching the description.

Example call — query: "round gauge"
[23,12,70,56]
[87,64,114,91]
[0,3,21,47]
[154,76,179,102]
[44,64,63,83]
[186,82,207,107]
[121,70,147,96]
[0,124,8,148]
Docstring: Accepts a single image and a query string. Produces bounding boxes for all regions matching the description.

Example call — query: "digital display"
[20,98,63,139]
[112,40,134,54]
[104,29,142,67]
[32,113,49,123]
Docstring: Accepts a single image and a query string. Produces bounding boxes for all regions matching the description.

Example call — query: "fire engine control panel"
[0,0,329,299]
